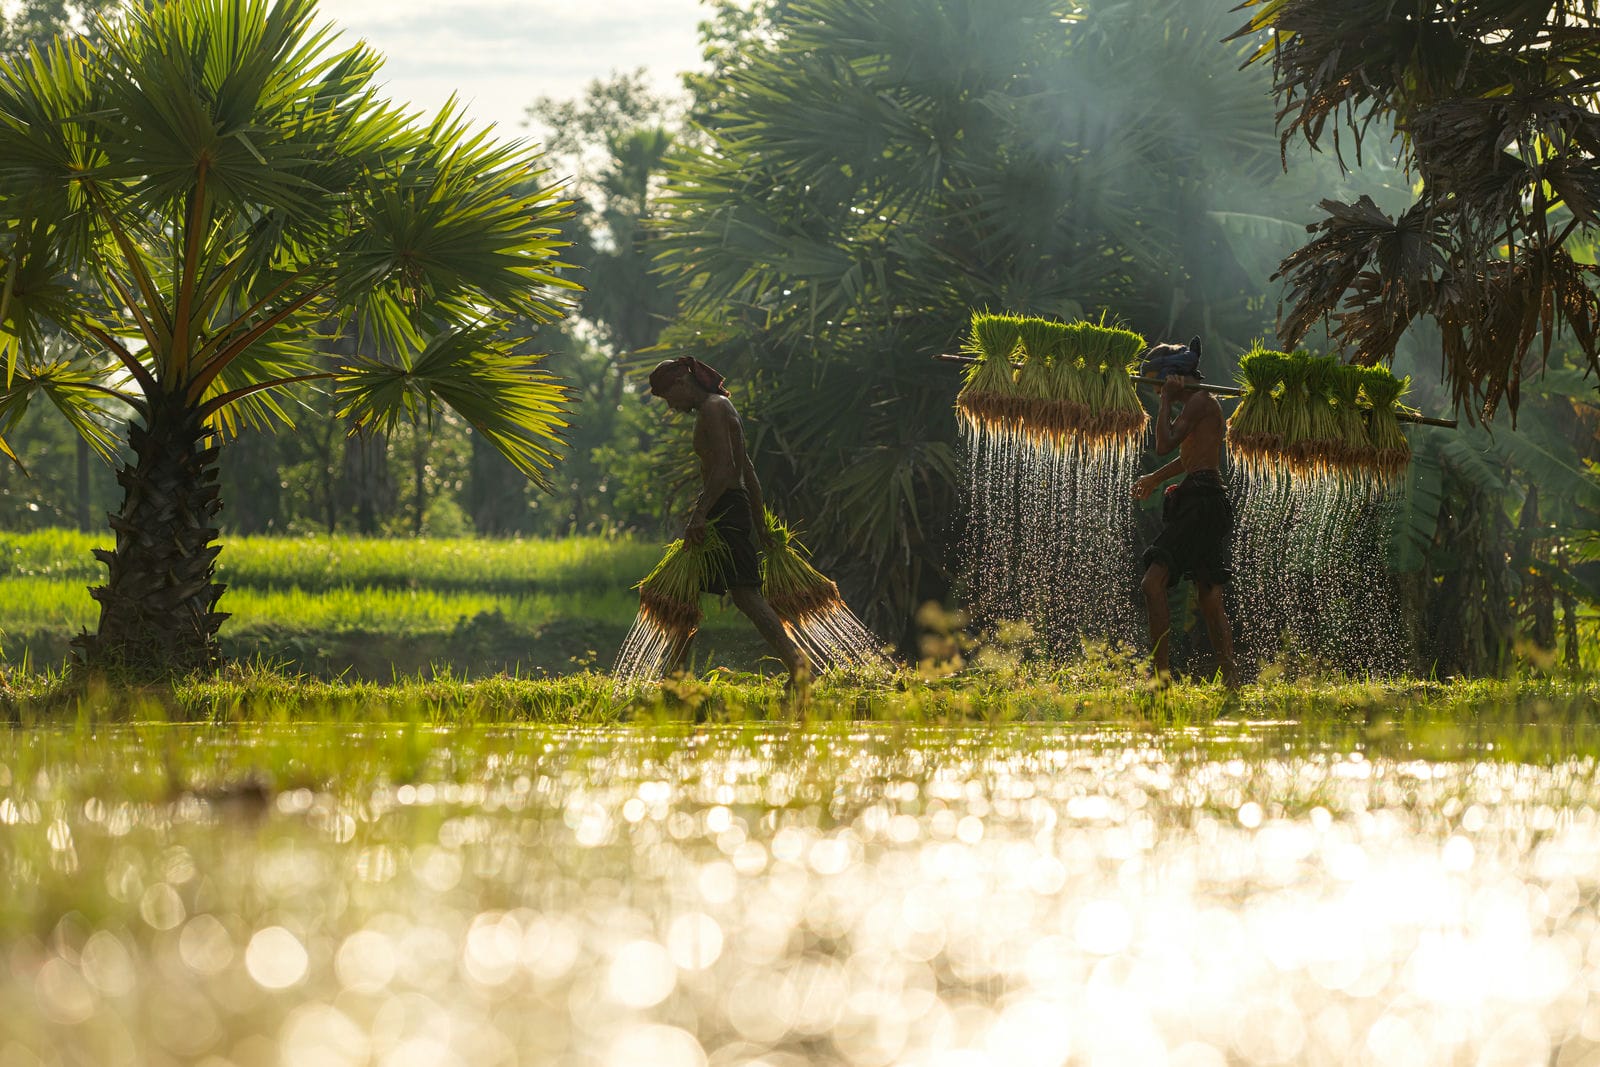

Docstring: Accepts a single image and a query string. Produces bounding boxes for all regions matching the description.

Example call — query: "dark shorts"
[1141,470,1233,588]
[705,488,762,594]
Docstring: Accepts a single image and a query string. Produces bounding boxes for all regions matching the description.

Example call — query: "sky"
[312,0,708,141]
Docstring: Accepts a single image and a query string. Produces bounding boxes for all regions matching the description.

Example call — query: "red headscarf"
[648,357,730,397]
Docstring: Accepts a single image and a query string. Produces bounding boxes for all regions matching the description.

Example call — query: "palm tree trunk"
[72,393,228,677]
[412,429,429,536]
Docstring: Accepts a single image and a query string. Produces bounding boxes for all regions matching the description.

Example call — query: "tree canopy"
[1233,0,1600,419]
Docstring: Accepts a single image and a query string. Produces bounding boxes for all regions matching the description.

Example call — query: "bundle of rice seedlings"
[1090,322,1148,445]
[1227,346,1289,480]
[612,529,733,685]
[956,312,1025,434]
[1228,349,1414,485]
[1044,340,1091,430]
[1014,317,1065,445]
[1275,353,1313,467]
[1018,317,1096,446]
[1328,363,1373,474]
[762,511,894,676]
[1298,355,1343,475]
[1056,318,1147,446]
[1361,366,1412,482]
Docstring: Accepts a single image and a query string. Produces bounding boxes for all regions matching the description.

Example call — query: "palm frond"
[334,324,570,490]
[0,337,134,470]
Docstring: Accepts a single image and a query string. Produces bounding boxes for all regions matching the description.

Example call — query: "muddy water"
[3,722,1597,1066]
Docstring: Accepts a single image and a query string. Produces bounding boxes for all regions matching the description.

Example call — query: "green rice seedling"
[1013,317,1065,443]
[1275,352,1313,465]
[1329,363,1373,475]
[1043,337,1090,428]
[1019,317,1093,446]
[613,529,734,685]
[1227,346,1288,480]
[1050,319,1147,447]
[1229,350,1413,485]
[762,512,894,676]
[1015,316,1066,366]
[957,312,1025,433]
[1300,355,1343,475]
[1091,321,1148,444]
[1361,366,1412,482]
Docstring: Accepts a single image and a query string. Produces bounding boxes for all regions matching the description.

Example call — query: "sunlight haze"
[312,0,706,139]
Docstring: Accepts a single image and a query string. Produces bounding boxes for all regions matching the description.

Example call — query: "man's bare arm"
[1152,394,1200,455]
[732,419,771,538]
[1132,455,1186,500]
[687,402,744,537]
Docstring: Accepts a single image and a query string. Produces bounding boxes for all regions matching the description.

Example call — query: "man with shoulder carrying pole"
[1131,337,1240,689]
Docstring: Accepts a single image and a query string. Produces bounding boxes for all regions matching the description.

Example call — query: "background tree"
[475,71,685,537]
[0,0,576,676]
[1231,0,1600,419]
[0,0,118,53]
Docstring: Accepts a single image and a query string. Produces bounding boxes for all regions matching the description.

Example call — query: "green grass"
[0,529,663,591]
[4,657,1598,745]
[0,575,649,632]
[0,530,770,677]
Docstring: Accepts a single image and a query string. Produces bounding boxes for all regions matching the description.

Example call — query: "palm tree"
[0,0,577,676]
[1230,0,1600,420]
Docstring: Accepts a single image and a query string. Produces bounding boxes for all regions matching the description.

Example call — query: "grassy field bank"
[0,531,773,679]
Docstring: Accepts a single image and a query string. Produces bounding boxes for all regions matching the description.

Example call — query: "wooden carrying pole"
[935,353,1459,429]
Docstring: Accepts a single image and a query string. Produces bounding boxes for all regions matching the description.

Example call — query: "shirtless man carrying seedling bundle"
[1131,338,1240,689]
[647,357,808,691]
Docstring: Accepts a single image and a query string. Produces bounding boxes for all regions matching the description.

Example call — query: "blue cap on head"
[1140,336,1205,381]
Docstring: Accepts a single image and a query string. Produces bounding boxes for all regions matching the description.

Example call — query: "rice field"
[4,530,1600,1065]
[0,531,771,678]
[4,681,1600,1067]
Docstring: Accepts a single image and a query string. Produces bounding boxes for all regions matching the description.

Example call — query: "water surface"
[2,721,1595,1066]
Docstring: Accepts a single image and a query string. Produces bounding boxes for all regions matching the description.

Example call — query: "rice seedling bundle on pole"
[762,513,894,676]
[1227,347,1286,478]
[955,313,1148,454]
[1329,363,1373,474]
[1361,367,1413,482]
[1226,347,1412,487]
[612,531,733,685]
[1069,320,1148,449]
[1228,351,1417,676]
[1013,318,1070,446]
[953,311,1147,654]
[956,313,1026,438]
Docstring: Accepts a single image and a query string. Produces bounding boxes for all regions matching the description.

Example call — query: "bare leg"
[729,586,807,687]
[1141,563,1173,682]
[1197,581,1240,689]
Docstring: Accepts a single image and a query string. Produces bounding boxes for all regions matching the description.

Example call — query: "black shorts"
[705,489,762,594]
[1141,470,1233,588]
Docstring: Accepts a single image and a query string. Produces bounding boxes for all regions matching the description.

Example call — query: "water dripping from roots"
[962,424,1142,657]
[1232,469,1409,676]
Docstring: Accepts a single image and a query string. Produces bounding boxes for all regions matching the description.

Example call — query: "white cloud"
[313,0,707,135]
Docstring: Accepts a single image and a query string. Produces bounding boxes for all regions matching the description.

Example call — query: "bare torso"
[1176,391,1225,475]
[693,395,743,494]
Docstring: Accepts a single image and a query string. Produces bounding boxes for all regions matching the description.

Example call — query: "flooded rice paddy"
[5,720,1600,1066]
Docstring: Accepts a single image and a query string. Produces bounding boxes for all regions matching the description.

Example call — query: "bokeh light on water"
[2,722,1599,1065]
